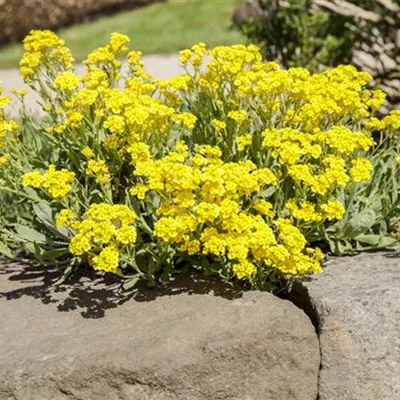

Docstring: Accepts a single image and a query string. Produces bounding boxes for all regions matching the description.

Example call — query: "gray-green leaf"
[15,224,47,244]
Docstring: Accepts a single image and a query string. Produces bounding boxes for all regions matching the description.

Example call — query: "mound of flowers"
[1,30,399,290]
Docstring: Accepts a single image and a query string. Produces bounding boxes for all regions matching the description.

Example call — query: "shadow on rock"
[0,257,244,319]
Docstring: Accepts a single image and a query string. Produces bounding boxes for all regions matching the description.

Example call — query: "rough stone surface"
[291,251,400,400]
[0,260,319,400]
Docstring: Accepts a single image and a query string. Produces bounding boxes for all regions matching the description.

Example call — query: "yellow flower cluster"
[286,199,345,223]
[0,86,18,151]
[37,32,197,151]
[56,209,77,228]
[180,42,207,67]
[321,201,346,221]
[84,32,129,71]
[87,160,111,184]
[228,110,247,124]
[131,142,323,279]
[82,146,94,158]
[212,119,226,134]
[0,115,17,151]
[20,30,74,82]
[22,165,75,198]
[383,110,400,130]
[0,154,9,165]
[262,127,373,196]
[182,44,388,135]
[54,71,80,92]
[58,204,137,273]
[10,31,398,286]
[100,89,194,150]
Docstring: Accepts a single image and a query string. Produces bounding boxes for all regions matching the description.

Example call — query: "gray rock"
[0,260,319,400]
[232,2,263,27]
[291,251,400,400]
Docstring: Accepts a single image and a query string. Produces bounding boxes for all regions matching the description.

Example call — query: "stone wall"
[0,0,161,43]
[1,251,400,399]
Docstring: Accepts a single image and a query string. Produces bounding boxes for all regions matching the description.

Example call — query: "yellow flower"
[179,49,192,64]
[130,183,149,200]
[233,260,256,280]
[87,160,110,184]
[365,117,386,131]
[155,216,197,244]
[9,34,393,286]
[69,233,91,255]
[201,227,226,256]
[228,110,247,123]
[0,96,10,109]
[111,204,137,224]
[253,168,277,186]
[350,158,373,183]
[383,110,400,130]
[127,50,143,65]
[42,165,75,198]
[173,112,197,129]
[72,88,98,107]
[211,119,226,134]
[20,30,74,82]
[109,32,130,53]
[286,199,322,223]
[0,154,9,165]
[68,203,137,266]
[127,142,151,166]
[367,89,386,110]
[66,111,83,128]
[174,190,196,207]
[104,115,126,134]
[253,199,274,218]
[56,209,77,228]
[82,146,94,158]
[321,201,345,221]
[11,88,28,97]
[277,218,307,254]
[195,202,220,222]
[227,242,249,261]
[115,225,137,245]
[181,240,201,255]
[54,71,80,91]
[53,124,66,134]
[92,245,120,273]
[22,171,44,188]
[236,134,252,151]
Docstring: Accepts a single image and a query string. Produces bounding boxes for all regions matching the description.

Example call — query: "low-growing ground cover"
[1,30,400,291]
[0,0,243,69]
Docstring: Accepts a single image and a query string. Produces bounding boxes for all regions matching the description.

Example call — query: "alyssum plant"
[1,30,400,290]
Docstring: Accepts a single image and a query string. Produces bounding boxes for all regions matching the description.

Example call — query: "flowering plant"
[1,30,399,290]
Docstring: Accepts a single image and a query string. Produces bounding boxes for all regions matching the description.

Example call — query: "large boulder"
[291,251,400,400]
[0,259,319,400]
